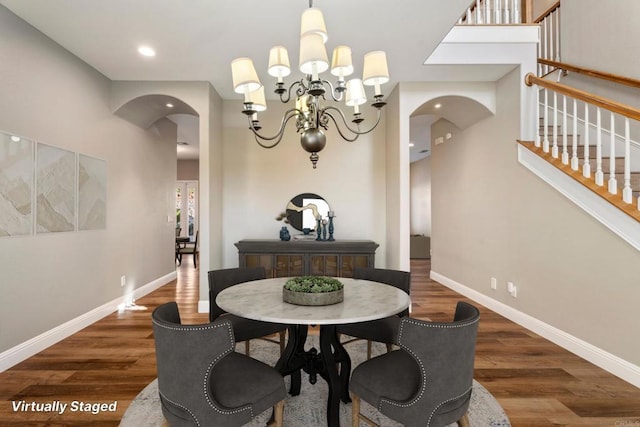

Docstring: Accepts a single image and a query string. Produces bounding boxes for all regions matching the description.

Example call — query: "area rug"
[120,338,510,427]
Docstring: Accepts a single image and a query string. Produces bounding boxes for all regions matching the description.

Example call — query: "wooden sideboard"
[235,239,379,278]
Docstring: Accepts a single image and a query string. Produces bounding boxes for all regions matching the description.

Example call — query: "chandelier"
[230,0,390,168]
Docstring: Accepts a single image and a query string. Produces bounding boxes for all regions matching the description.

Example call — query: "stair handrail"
[538,59,640,90]
[534,1,560,23]
[525,71,640,211]
[525,73,640,122]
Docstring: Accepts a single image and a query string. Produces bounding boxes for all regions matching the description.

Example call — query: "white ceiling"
[1,0,503,161]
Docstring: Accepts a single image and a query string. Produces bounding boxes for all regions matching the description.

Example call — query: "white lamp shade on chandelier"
[246,86,267,112]
[330,46,354,80]
[299,33,329,76]
[345,79,367,107]
[268,46,291,80]
[231,57,261,95]
[300,7,328,42]
[362,51,390,95]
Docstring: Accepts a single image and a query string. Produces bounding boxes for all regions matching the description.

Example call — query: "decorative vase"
[279,226,291,241]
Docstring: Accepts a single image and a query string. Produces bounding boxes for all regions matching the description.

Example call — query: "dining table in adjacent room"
[216,277,411,427]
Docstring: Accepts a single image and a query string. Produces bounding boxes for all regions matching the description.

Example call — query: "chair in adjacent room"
[152,302,286,427]
[208,267,287,356]
[350,301,480,427]
[177,230,199,268]
[337,267,411,359]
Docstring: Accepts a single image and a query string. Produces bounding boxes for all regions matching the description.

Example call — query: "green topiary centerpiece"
[283,276,344,306]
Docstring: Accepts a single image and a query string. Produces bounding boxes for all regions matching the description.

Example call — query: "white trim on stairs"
[518,144,640,251]
[0,271,177,373]
[431,270,640,389]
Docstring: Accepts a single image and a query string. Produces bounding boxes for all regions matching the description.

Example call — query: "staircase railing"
[525,69,640,215]
[538,59,640,90]
[458,0,524,25]
[536,1,561,76]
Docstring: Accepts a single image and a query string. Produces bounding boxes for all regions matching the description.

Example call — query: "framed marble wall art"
[36,143,76,233]
[0,132,34,237]
[78,154,107,230]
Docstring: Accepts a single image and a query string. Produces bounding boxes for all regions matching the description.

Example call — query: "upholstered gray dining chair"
[337,267,411,359]
[350,301,480,427]
[152,302,286,427]
[208,267,287,356]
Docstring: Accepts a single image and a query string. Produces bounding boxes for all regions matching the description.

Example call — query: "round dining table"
[216,277,410,427]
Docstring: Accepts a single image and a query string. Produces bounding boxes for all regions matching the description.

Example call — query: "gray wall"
[410,156,432,236]
[0,6,176,352]
[177,160,199,181]
[431,67,640,366]
[562,0,640,81]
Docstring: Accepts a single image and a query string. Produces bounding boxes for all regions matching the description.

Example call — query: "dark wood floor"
[1,259,639,426]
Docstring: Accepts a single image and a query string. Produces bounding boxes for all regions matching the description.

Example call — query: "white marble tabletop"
[216,277,411,325]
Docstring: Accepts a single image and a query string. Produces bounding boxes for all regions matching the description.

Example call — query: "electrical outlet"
[490,277,497,290]
[507,282,514,293]
[120,275,126,287]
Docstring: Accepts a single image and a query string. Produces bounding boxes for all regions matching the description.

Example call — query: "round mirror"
[285,193,330,231]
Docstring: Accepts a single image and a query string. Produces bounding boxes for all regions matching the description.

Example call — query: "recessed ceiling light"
[138,46,156,57]
[409,142,415,147]
[166,103,174,108]
[434,103,442,109]
[11,136,21,142]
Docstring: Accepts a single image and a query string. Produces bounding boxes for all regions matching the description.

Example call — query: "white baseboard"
[0,271,177,373]
[431,270,640,388]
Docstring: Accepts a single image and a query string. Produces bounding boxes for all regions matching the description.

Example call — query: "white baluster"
[623,119,632,203]
[503,0,510,24]
[485,0,491,24]
[495,0,501,24]
[595,108,604,186]
[535,87,541,147]
[552,92,559,158]
[608,112,617,194]
[475,0,481,24]
[571,99,578,170]
[554,8,560,62]
[562,95,569,164]
[543,89,550,152]
[542,19,548,74]
[548,14,554,66]
[466,8,471,24]
[582,103,591,178]
[513,0,520,23]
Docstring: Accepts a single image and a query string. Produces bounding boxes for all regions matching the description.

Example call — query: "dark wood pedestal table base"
[216,277,410,427]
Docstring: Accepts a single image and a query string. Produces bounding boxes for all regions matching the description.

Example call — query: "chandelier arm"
[323,107,383,138]
[279,80,307,103]
[320,80,345,102]
[248,109,301,148]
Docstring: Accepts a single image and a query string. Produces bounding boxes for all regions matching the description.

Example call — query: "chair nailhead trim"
[154,320,254,417]
[204,346,254,417]
[160,391,201,426]
[377,317,479,423]
[380,344,426,410]
[426,386,472,426]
